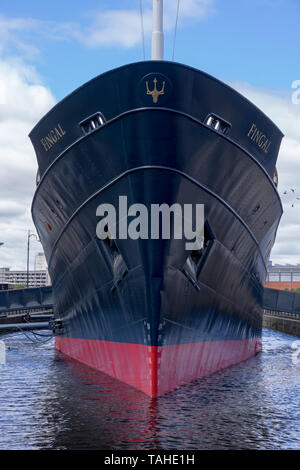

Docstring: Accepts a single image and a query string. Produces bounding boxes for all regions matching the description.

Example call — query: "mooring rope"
[15,326,54,344]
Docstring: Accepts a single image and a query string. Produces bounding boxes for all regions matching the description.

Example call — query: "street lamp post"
[26,230,40,288]
[0,243,4,285]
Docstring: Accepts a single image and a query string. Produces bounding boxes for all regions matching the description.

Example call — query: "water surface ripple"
[0,328,299,450]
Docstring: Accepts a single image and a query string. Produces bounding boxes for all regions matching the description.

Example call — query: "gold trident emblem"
[146,77,165,103]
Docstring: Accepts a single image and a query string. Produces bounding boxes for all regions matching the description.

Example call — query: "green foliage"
[284,287,300,294]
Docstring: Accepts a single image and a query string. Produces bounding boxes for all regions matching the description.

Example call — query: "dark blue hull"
[30,61,283,396]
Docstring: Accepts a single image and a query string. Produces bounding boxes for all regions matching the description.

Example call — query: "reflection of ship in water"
[1,329,298,450]
[47,352,163,450]
[38,348,278,450]
[30,0,283,397]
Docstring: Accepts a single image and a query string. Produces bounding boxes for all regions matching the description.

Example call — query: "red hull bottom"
[55,337,262,397]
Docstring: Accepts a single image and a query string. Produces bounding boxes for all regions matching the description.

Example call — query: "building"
[0,267,48,288]
[0,251,50,288]
[34,252,48,271]
[265,261,300,291]
[0,283,15,291]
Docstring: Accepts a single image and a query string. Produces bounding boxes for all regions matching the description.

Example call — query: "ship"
[29,0,283,397]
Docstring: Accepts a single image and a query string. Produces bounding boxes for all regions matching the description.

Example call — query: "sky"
[0,0,300,270]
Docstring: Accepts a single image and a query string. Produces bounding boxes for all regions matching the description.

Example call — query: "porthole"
[80,112,106,135]
[205,113,231,135]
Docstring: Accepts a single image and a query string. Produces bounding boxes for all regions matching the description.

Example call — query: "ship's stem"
[152,0,164,60]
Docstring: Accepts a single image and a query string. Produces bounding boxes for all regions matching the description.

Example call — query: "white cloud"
[233,81,300,264]
[0,59,56,270]
[79,0,214,49]
[77,9,152,49]
[0,1,215,54]
[0,14,39,58]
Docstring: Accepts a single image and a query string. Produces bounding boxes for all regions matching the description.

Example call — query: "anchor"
[146,77,165,103]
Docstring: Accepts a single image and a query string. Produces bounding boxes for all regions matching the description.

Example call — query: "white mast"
[152,0,164,60]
